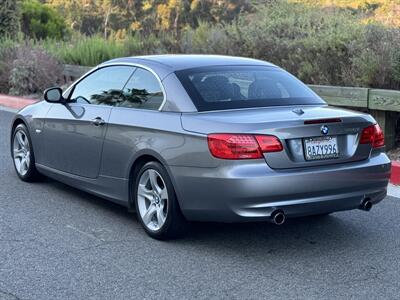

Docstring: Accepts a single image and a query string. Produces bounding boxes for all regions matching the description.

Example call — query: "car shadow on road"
[181,215,375,259]
[42,176,376,255]
[43,177,136,221]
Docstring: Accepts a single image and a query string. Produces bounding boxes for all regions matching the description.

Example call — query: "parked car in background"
[10,55,391,239]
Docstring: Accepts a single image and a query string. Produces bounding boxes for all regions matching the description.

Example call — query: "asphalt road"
[0,109,399,300]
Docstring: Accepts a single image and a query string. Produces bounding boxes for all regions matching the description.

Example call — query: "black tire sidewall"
[134,161,181,239]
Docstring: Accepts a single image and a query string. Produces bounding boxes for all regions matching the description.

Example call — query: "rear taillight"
[207,134,283,160]
[254,135,284,153]
[360,124,385,148]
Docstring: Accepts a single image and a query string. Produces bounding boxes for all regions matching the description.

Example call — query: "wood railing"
[63,64,400,149]
[308,85,400,113]
[308,85,400,149]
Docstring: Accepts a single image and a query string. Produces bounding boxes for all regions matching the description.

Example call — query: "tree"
[21,0,68,40]
[46,0,85,32]
[45,0,252,38]
[0,0,21,37]
[156,0,184,37]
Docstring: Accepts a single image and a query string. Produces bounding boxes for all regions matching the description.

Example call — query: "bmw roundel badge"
[321,125,329,135]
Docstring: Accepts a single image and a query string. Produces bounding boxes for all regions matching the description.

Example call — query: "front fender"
[9,101,52,164]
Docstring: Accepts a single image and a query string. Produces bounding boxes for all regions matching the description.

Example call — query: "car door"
[100,67,166,179]
[42,65,135,178]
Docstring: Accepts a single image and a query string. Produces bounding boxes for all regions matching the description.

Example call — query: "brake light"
[304,118,342,125]
[254,135,284,152]
[207,134,283,159]
[360,124,385,148]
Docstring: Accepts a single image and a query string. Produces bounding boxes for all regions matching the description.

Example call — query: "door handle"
[92,117,106,126]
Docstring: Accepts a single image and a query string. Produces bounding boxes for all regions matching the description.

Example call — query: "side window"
[70,66,135,106]
[119,68,164,110]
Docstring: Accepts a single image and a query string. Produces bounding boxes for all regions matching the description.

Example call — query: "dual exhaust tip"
[360,198,373,211]
[271,210,286,225]
[270,198,372,225]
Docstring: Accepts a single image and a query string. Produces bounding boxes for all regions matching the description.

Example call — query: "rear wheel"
[12,124,41,182]
[134,161,187,240]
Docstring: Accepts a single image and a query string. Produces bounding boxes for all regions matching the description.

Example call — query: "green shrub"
[222,2,364,86]
[0,0,21,37]
[349,25,400,89]
[180,22,232,54]
[21,0,68,40]
[6,44,64,95]
[124,33,177,55]
[9,58,36,95]
[0,46,16,93]
[45,36,127,66]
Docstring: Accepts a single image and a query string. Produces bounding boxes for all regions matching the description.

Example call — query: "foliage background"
[0,0,399,95]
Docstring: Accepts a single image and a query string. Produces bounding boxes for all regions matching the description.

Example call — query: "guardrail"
[62,64,400,149]
[308,85,400,112]
[308,85,400,149]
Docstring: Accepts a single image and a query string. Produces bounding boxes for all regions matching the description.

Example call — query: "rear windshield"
[175,66,325,111]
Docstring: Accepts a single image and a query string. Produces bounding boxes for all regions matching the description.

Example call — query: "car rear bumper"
[170,153,391,222]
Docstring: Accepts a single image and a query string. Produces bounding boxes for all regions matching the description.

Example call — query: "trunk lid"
[181,105,376,169]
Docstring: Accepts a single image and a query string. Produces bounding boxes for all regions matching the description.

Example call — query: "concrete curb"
[387,183,400,198]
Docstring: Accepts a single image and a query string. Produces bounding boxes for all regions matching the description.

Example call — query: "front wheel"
[134,161,187,240]
[12,124,42,182]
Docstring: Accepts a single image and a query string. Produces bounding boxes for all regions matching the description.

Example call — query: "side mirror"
[44,87,65,103]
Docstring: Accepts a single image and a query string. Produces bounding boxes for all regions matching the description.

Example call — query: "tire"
[134,161,187,240]
[11,124,42,182]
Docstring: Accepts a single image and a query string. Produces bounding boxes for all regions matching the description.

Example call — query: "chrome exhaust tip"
[271,211,286,225]
[360,199,373,211]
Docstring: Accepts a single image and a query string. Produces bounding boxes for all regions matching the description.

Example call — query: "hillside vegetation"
[0,0,399,95]
[293,0,400,27]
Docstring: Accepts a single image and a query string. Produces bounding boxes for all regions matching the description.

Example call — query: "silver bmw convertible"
[10,55,391,239]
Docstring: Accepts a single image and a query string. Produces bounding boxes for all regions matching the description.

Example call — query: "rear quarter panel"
[100,107,218,180]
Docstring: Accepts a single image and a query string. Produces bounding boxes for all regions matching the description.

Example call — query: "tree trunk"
[173,8,180,39]
[104,6,111,39]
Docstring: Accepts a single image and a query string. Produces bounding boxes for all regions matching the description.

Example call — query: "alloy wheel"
[137,169,169,231]
[13,129,31,176]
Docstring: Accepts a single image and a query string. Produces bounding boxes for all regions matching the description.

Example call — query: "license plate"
[304,136,339,161]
